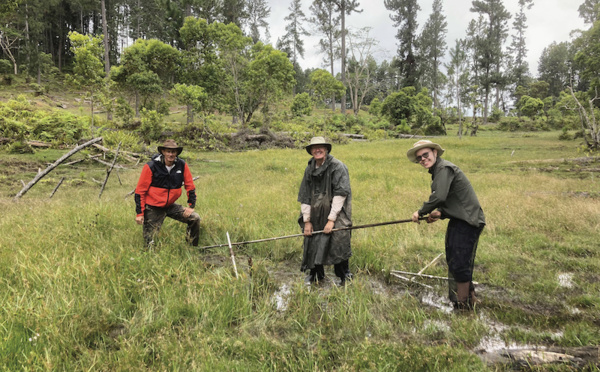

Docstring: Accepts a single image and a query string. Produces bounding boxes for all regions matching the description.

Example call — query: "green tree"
[418,0,447,108]
[246,0,270,43]
[309,0,341,110]
[578,0,600,24]
[111,38,180,116]
[537,41,572,98]
[381,86,437,133]
[508,0,534,92]
[330,0,362,114]
[517,95,543,119]
[446,39,470,138]
[243,42,296,125]
[384,0,421,88]
[279,0,310,95]
[470,0,511,124]
[291,92,313,117]
[68,31,106,128]
[309,69,345,106]
[170,84,208,124]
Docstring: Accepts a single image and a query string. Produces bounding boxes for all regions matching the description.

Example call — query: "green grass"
[1,131,599,370]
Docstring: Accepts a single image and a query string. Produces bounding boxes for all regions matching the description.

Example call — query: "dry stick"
[92,143,137,162]
[89,155,127,169]
[391,272,433,289]
[13,137,103,200]
[116,169,122,185]
[226,232,239,279]
[411,253,443,283]
[198,217,428,251]
[49,177,65,199]
[391,270,479,285]
[20,180,26,188]
[98,142,122,199]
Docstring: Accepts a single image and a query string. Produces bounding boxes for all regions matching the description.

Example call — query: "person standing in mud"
[407,140,485,310]
[135,139,201,248]
[298,136,353,286]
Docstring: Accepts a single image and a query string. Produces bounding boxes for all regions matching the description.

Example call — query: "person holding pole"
[298,137,353,286]
[407,140,485,310]
[134,139,201,248]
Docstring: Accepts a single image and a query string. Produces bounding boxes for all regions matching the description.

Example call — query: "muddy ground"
[199,253,599,370]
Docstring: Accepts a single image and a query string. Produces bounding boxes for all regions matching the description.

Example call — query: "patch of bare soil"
[197,253,599,370]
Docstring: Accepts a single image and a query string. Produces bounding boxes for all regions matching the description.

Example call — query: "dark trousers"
[310,259,351,280]
[445,219,484,303]
[143,204,201,247]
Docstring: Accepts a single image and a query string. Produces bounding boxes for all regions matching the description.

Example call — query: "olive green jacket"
[418,158,485,227]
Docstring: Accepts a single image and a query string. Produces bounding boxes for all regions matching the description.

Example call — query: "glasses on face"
[416,151,431,162]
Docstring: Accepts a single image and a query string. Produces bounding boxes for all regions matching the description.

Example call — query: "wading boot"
[454,281,473,311]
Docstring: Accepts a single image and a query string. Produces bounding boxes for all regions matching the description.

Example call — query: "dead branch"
[92,143,137,162]
[89,155,127,169]
[98,142,122,198]
[49,177,65,199]
[13,137,103,201]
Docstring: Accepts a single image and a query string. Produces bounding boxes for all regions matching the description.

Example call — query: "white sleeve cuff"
[327,196,346,221]
[301,204,311,222]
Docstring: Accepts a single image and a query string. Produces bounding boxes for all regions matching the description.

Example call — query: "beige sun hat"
[305,136,332,155]
[158,139,183,156]
[406,140,445,163]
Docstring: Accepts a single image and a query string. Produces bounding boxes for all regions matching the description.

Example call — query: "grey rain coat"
[297,154,352,271]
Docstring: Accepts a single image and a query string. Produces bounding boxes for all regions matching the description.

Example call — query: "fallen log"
[27,140,52,148]
[98,142,122,199]
[13,137,103,200]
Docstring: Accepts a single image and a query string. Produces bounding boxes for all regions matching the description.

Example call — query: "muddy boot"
[469,282,480,308]
[455,281,472,311]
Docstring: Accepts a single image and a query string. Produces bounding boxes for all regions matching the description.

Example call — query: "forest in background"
[1,0,600,152]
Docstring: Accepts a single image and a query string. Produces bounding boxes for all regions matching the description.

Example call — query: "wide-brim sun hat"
[157,139,183,156]
[305,136,332,155]
[406,140,445,163]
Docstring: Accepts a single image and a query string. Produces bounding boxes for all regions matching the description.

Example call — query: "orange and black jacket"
[135,154,197,216]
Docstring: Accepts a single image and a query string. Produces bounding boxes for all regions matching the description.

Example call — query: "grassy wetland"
[1,130,600,371]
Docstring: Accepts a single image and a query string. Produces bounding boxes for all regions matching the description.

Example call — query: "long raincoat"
[298,154,352,271]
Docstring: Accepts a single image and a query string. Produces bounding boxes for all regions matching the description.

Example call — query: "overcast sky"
[264,0,586,77]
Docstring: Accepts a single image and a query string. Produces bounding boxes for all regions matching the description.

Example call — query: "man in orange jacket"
[135,139,201,248]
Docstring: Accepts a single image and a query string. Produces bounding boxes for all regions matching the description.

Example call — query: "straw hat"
[157,139,183,156]
[406,140,445,163]
[305,136,332,155]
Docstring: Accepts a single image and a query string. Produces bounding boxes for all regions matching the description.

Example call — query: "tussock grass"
[1,131,599,370]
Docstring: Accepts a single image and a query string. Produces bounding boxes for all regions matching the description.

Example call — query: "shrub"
[368,98,382,117]
[558,127,573,140]
[8,141,34,154]
[291,93,313,117]
[489,105,504,123]
[138,109,164,143]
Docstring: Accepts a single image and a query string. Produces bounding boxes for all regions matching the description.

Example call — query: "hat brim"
[158,146,183,156]
[407,143,444,163]
[305,143,332,155]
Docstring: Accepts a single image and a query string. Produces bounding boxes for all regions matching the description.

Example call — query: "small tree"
[170,84,208,124]
[309,69,344,107]
[67,32,106,129]
[291,92,313,117]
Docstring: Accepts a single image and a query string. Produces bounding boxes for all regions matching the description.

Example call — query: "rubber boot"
[455,282,472,311]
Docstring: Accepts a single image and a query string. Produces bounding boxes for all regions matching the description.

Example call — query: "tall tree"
[537,41,572,98]
[345,27,379,116]
[222,0,247,29]
[470,0,511,124]
[508,0,534,91]
[578,0,600,24]
[446,39,470,139]
[246,0,270,43]
[384,0,421,88]
[330,0,362,114]
[279,0,309,95]
[309,0,341,110]
[418,0,447,109]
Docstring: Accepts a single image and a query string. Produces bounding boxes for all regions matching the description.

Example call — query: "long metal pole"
[198,216,427,251]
